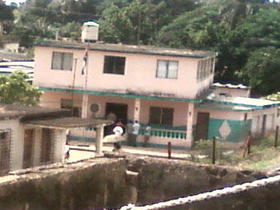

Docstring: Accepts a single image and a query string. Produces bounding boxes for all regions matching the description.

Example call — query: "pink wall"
[34,46,214,99]
[40,91,189,127]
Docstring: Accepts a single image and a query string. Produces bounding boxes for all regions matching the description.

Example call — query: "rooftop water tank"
[81,21,99,43]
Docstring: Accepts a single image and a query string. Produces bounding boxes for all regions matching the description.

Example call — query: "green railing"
[139,125,187,139]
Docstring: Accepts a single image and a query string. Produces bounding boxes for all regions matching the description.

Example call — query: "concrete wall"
[0,119,24,171]
[34,46,214,99]
[0,157,270,210]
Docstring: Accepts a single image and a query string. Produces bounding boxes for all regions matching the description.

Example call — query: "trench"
[0,155,279,210]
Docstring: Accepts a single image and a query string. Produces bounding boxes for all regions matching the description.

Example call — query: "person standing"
[126,120,134,146]
[132,120,140,147]
[144,124,151,147]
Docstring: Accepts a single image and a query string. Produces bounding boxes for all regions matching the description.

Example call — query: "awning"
[25,117,112,129]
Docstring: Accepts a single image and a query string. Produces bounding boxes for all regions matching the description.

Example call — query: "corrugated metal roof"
[207,94,280,109]
[212,82,249,89]
[36,40,216,58]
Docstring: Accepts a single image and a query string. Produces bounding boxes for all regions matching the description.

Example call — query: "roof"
[39,86,202,103]
[36,40,216,58]
[0,50,33,61]
[83,21,99,27]
[207,94,280,109]
[25,117,112,129]
[0,60,34,82]
[197,103,253,111]
[0,104,69,120]
[212,82,249,90]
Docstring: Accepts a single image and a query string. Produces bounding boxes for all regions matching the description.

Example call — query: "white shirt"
[132,122,140,135]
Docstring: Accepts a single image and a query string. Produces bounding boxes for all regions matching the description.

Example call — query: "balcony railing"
[139,125,187,139]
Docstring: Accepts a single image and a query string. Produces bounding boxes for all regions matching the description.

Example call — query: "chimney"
[81,21,99,43]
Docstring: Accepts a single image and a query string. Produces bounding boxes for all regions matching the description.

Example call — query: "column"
[186,103,195,147]
[96,125,104,155]
[81,94,89,118]
[52,129,67,163]
[133,98,141,122]
[33,128,42,167]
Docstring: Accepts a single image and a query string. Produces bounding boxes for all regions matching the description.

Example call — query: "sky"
[4,0,26,5]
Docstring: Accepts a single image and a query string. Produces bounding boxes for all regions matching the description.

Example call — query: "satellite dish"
[90,104,99,113]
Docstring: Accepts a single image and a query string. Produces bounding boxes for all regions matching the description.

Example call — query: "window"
[60,99,81,117]
[103,56,126,75]
[156,60,178,79]
[149,107,174,126]
[51,52,73,70]
[197,58,214,81]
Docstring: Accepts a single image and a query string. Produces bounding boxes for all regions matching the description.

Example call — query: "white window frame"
[156,60,178,79]
[51,52,73,71]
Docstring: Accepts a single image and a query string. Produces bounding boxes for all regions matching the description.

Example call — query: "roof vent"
[81,21,99,43]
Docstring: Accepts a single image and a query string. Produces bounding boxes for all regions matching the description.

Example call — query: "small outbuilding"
[0,104,111,176]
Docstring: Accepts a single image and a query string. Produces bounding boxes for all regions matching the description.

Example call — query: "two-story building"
[33,22,279,149]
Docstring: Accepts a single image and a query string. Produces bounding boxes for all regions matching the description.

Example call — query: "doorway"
[41,128,52,163]
[0,130,11,175]
[105,103,128,124]
[196,112,210,140]
[23,129,34,169]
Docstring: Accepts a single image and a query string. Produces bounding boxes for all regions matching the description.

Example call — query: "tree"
[241,47,280,95]
[0,71,42,105]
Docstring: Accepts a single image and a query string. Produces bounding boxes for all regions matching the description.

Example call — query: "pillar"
[186,103,195,147]
[133,98,141,122]
[53,129,67,163]
[81,94,89,118]
[96,125,104,155]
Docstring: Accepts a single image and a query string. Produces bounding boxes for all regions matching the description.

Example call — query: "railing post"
[168,142,171,159]
[212,137,216,164]
[275,126,279,148]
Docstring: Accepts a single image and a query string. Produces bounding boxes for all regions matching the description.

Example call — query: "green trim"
[39,86,202,103]
[197,104,252,111]
[206,99,280,109]
[68,135,96,142]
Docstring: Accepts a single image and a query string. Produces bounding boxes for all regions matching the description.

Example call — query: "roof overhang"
[25,117,112,129]
[39,86,202,103]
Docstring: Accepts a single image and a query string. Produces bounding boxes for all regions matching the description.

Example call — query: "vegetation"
[191,137,280,171]
[1,0,280,96]
[0,71,42,105]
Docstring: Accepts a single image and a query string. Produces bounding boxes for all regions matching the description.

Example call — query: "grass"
[190,137,280,171]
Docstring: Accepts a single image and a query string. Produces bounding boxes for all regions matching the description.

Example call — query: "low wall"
[0,155,275,210]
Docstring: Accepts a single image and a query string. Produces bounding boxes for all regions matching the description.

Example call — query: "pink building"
[33,25,279,149]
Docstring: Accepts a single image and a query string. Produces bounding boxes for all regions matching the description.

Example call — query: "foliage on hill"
[1,0,280,96]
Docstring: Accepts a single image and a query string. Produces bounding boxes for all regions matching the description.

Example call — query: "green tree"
[0,71,42,105]
[241,47,280,95]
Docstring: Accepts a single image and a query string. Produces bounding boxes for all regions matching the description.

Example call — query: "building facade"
[34,40,279,149]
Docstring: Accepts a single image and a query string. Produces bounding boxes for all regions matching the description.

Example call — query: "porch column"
[133,98,141,122]
[81,94,89,118]
[186,103,195,147]
[96,125,104,155]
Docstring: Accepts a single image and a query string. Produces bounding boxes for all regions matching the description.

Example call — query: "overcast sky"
[4,0,26,5]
